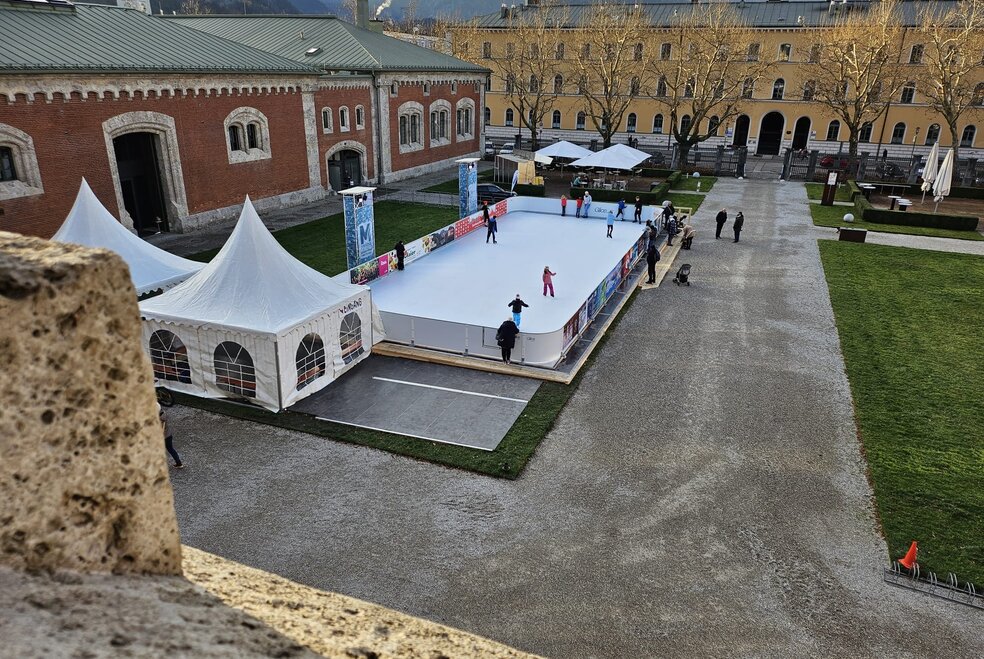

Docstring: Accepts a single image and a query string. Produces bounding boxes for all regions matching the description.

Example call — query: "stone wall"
[0,232,181,574]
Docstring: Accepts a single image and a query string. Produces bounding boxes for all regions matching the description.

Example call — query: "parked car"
[498,144,514,155]
[819,155,850,170]
[477,183,517,203]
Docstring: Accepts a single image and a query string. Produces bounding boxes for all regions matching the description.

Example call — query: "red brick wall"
[0,88,310,238]
[313,86,376,187]
[389,82,481,174]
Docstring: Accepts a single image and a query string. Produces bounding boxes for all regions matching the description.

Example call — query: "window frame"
[552,110,562,130]
[826,120,840,142]
[223,107,271,164]
[891,122,906,145]
[899,82,916,104]
[960,125,976,148]
[321,107,334,133]
[397,101,424,153]
[355,105,365,130]
[652,113,663,135]
[925,123,941,144]
[505,108,515,127]
[339,106,350,132]
[626,112,637,133]
[772,78,785,101]
[576,111,586,131]
[778,43,792,62]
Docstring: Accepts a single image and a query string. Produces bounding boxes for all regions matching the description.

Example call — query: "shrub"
[514,183,545,197]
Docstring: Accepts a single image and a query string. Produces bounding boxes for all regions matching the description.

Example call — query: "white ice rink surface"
[369,211,645,334]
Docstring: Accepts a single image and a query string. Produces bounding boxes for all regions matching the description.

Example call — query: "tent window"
[339,312,365,365]
[149,330,191,384]
[295,333,326,390]
[214,341,256,397]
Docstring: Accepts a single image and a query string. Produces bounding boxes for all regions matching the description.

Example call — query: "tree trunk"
[677,139,691,167]
[948,120,960,164]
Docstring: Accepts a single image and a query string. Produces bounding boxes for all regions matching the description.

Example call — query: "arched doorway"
[733,115,750,147]
[792,116,811,150]
[113,132,168,235]
[757,111,784,155]
[328,150,362,190]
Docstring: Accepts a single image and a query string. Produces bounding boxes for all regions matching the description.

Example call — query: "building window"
[429,102,450,145]
[456,98,475,139]
[390,82,398,96]
[355,105,365,129]
[214,341,256,398]
[484,106,491,125]
[339,312,365,365]
[778,43,791,62]
[900,82,915,104]
[555,42,564,60]
[576,111,586,131]
[398,101,424,152]
[802,80,815,102]
[246,123,260,149]
[660,43,671,60]
[826,120,840,141]
[747,43,759,61]
[0,146,15,182]
[973,83,984,106]
[708,116,720,137]
[634,43,643,61]
[295,333,326,391]
[742,78,754,99]
[505,74,515,94]
[577,76,587,94]
[961,125,976,148]
[656,76,667,98]
[680,115,692,135]
[149,330,191,384]
[891,122,906,144]
[859,122,873,143]
[627,113,637,133]
[224,107,271,164]
[505,108,514,127]
[909,44,924,65]
[506,42,515,58]
[652,114,663,134]
[228,125,243,152]
[772,79,785,100]
[530,75,539,93]
[552,110,561,129]
[0,123,44,200]
[423,83,431,95]
[808,44,821,63]
[684,78,695,98]
[871,81,882,101]
[321,108,333,133]
[926,123,941,144]
[483,41,491,58]
[451,82,457,94]
[582,43,591,60]
[339,106,350,131]
[630,77,641,97]
[554,74,564,94]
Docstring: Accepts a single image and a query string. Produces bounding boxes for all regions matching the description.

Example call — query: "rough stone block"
[0,231,181,575]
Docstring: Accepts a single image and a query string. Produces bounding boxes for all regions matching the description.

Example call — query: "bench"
[897,199,912,211]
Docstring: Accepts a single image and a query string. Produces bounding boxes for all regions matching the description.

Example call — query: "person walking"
[645,241,660,284]
[507,294,529,327]
[160,405,183,469]
[575,195,584,218]
[715,208,728,239]
[542,266,557,297]
[733,211,744,243]
[665,214,677,246]
[583,191,592,217]
[496,317,520,365]
[560,195,568,217]
[616,198,627,220]
[606,210,615,238]
[634,196,643,223]
[486,213,498,244]
[394,240,406,270]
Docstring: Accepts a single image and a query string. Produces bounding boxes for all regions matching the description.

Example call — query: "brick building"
[0,0,487,239]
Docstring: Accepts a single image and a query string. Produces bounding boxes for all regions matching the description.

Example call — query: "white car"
[499,144,514,155]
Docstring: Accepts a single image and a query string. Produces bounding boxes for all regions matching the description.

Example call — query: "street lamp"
[910,126,921,159]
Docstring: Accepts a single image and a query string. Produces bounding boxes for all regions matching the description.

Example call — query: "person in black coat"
[482,200,490,223]
[496,318,520,364]
[634,196,643,223]
[715,208,728,239]
[733,211,744,243]
[394,240,406,270]
[507,294,529,327]
[645,241,660,284]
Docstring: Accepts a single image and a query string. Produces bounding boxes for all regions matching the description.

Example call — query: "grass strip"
[673,176,716,192]
[819,241,984,584]
[810,203,984,241]
[805,182,853,202]
[663,192,706,214]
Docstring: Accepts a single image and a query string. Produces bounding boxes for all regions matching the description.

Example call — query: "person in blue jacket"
[616,198,627,220]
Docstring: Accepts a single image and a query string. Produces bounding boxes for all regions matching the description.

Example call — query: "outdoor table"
[859,184,874,200]
[888,195,901,210]
[898,199,912,211]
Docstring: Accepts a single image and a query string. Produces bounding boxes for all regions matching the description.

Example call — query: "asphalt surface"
[168,179,982,658]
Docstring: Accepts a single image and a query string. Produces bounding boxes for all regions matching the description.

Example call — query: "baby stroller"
[674,264,691,286]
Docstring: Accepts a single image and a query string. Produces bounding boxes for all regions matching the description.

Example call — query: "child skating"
[507,294,529,327]
[542,266,557,297]
[606,210,615,238]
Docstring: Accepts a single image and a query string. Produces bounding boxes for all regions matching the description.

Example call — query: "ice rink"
[369,211,646,335]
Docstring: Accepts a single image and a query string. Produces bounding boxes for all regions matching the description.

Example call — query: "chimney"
[356,0,369,29]
[368,19,385,34]
[501,4,508,19]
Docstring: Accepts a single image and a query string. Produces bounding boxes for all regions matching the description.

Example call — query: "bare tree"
[647,3,773,163]
[803,0,907,159]
[179,0,212,14]
[915,0,984,161]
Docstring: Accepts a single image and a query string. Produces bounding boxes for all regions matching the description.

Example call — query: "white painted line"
[312,416,496,452]
[372,376,529,404]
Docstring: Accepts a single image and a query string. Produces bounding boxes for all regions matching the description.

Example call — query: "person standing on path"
[583,191,593,217]
[606,210,615,238]
[634,196,643,223]
[665,214,677,246]
[733,211,744,243]
[715,208,728,239]
[560,195,568,217]
[645,241,660,284]
[486,214,498,244]
[394,240,406,270]
[160,406,183,469]
[575,195,584,218]
[496,317,520,365]
[508,294,529,327]
[616,198,627,220]
[542,266,557,297]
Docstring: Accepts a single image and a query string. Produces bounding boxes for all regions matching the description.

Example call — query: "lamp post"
[910,126,921,160]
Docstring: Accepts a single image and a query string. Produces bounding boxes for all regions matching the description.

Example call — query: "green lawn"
[673,175,716,192]
[819,242,984,585]
[805,182,853,202]
[190,201,459,275]
[810,203,984,241]
[663,192,705,214]
[421,169,495,194]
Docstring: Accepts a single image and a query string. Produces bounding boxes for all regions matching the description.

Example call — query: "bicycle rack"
[884,561,983,610]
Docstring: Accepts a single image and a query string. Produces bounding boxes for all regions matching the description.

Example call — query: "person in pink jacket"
[542,266,557,297]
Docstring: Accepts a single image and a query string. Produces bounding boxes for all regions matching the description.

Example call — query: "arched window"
[0,146,16,182]
[742,78,754,99]
[0,122,43,199]
[652,114,664,134]
[339,106,350,131]
[397,101,423,152]
[429,100,451,145]
[778,43,791,62]
[552,110,561,129]
[339,312,365,365]
[224,107,270,163]
[708,116,720,137]
[626,113,637,133]
[554,74,563,94]
[891,122,906,144]
[576,111,586,131]
[149,330,191,384]
[634,43,643,61]
[630,76,641,97]
[505,108,514,127]
[321,108,333,133]
[214,341,255,397]
[684,77,695,98]
[680,115,692,135]
[925,123,941,144]
[802,80,816,102]
[961,125,976,148]
[859,122,873,143]
[228,125,243,152]
[246,123,260,149]
[456,98,475,139]
[772,78,785,100]
[656,77,667,97]
[484,107,491,125]
[295,333,326,390]
[826,120,840,141]
[900,82,915,104]
[355,105,365,129]
[973,83,984,106]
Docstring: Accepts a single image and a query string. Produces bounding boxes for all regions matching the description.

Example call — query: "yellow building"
[460,0,984,161]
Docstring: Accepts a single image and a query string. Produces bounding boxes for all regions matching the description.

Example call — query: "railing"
[884,561,983,610]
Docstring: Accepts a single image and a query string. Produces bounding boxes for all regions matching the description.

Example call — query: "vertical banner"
[342,186,376,270]
[456,158,480,219]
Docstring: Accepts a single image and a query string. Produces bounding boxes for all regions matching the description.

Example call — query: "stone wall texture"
[0,232,182,574]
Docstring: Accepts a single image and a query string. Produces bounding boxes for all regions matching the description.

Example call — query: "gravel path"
[169,178,982,657]
[813,224,984,255]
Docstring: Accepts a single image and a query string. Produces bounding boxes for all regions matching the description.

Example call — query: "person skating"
[715,208,728,239]
[542,266,557,297]
[507,294,529,327]
[575,195,583,218]
[486,214,498,244]
[394,240,406,270]
[496,317,520,365]
[160,405,183,469]
[606,210,615,238]
[634,196,643,223]
[733,211,744,243]
[583,191,593,217]
[616,198,627,220]
[645,241,660,284]
[560,195,567,217]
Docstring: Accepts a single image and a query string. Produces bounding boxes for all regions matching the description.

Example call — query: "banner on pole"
[342,186,376,270]
[457,158,480,219]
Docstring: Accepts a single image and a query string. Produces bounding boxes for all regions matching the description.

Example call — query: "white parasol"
[920,142,939,204]
[932,149,954,212]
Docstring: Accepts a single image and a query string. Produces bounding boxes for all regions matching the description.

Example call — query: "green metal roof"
[170,15,488,74]
[0,2,316,74]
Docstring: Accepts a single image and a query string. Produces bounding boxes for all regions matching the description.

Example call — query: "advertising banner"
[343,189,376,270]
[458,160,479,219]
[454,212,485,239]
[562,302,586,350]
[602,264,621,300]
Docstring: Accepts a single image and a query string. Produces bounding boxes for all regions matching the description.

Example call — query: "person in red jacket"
[560,195,568,217]
[575,195,584,218]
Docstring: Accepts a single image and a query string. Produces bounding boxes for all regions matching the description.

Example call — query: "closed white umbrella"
[932,149,954,212]
[920,142,939,204]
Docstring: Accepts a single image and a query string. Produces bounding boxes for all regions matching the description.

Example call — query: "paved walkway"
[813,224,984,256]
[167,178,981,657]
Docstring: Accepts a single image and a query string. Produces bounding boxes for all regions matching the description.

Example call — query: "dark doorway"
[328,150,362,190]
[757,112,785,155]
[733,115,750,147]
[792,116,811,150]
[113,132,168,235]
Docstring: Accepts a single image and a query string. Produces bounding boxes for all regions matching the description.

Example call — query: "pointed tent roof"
[52,179,203,296]
[536,141,593,160]
[570,144,651,171]
[139,197,366,335]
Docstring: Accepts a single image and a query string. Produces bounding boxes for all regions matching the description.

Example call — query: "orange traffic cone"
[898,541,918,570]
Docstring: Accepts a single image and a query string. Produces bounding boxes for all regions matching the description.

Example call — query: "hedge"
[570,186,668,204]
[514,183,545,197]
[851,181,978,230]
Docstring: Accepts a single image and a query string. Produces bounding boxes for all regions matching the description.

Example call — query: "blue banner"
[458,161,478,219]
[344,191,376,270]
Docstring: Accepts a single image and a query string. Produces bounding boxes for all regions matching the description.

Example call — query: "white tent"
[52,179,203,296]
[570,143,652,171]
[139,197,374,411]
[536,140,593,160]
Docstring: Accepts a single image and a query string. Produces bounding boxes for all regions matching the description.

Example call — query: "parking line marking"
[372,377,529,403]
[312,417,496,451]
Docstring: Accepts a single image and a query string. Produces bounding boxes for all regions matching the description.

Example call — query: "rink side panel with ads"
[337,197,658,368]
